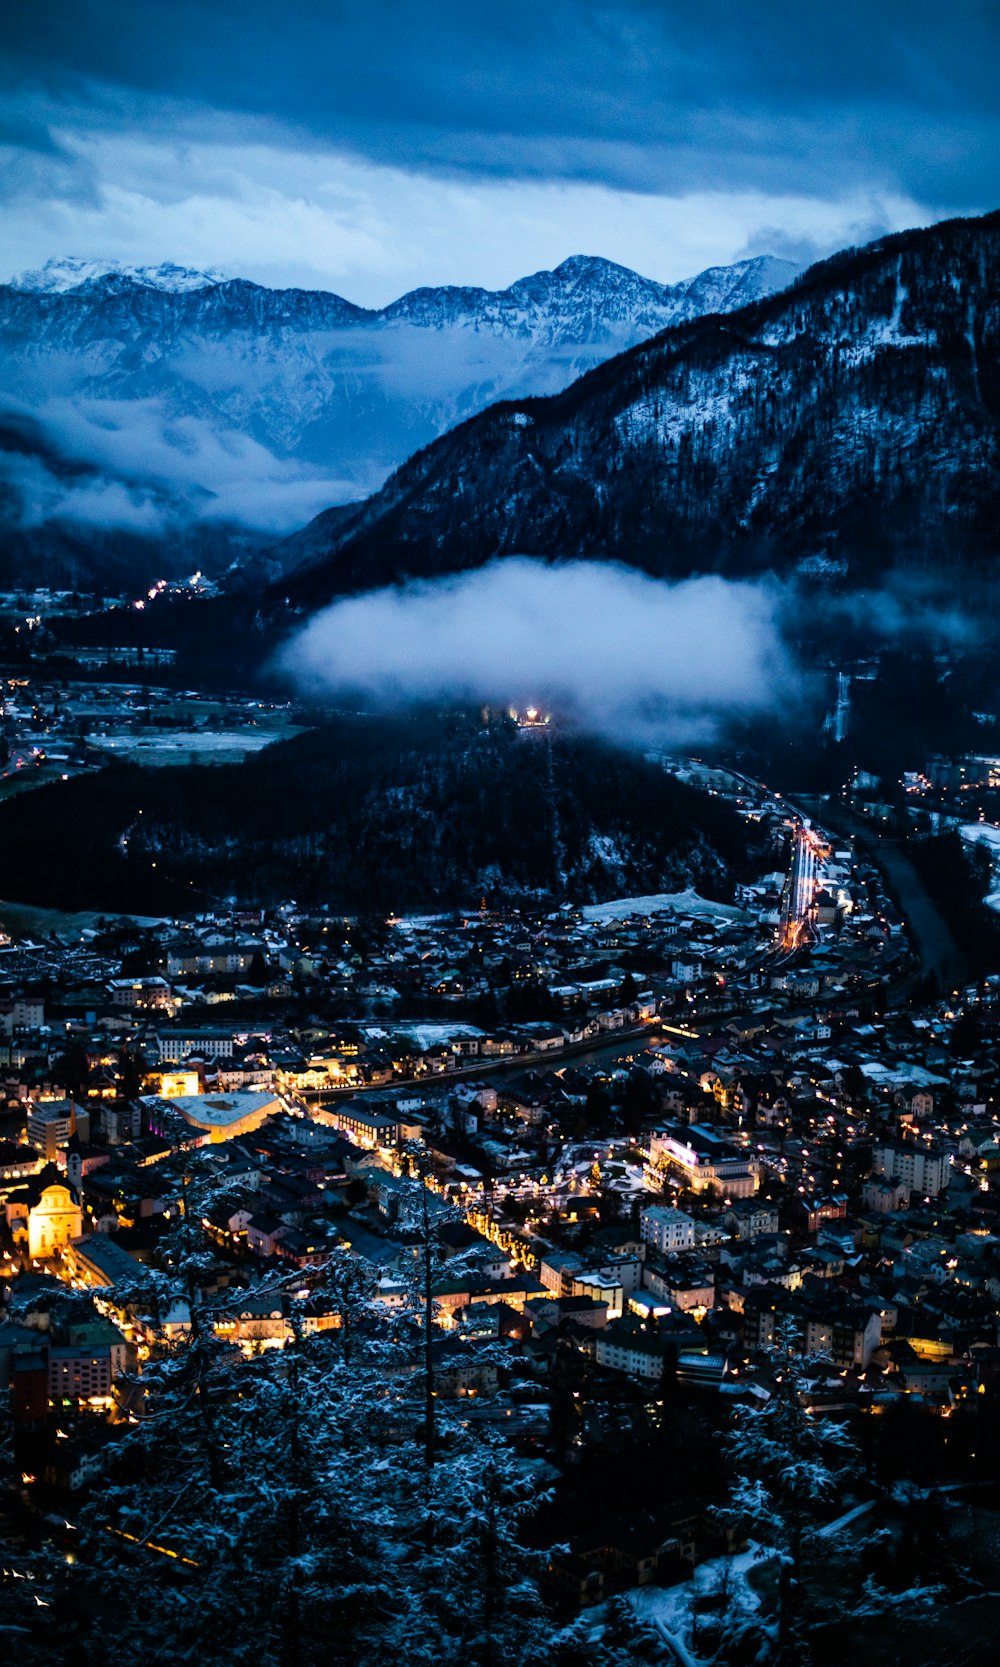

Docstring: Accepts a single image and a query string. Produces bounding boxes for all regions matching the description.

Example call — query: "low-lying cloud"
[0,391,362,537]
[282,559,796,742]
[0,308,630,545]
[816,580,980,648]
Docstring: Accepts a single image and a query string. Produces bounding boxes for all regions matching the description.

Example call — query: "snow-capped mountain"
[376,253,793,341]
[274,210,1000,610]
[10,257,229,293]
[0,251,797,590]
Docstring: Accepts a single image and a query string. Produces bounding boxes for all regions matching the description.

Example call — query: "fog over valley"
[0,253,796,570]
[282,559,798,745]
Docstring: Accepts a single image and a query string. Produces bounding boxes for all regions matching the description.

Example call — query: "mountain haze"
[276,212,1000,610]
[0,253,796,591]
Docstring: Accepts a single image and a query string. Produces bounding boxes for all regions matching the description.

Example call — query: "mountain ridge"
[9,251,797,328]
[0,243,800,590]
[271,209,1000,609]
[10,257,229,294]
[0,249,798,592]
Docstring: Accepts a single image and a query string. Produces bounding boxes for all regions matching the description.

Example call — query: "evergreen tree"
[63,1162,556,1667]
[719,1335,857,1665]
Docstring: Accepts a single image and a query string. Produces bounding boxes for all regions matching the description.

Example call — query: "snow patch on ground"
[389,913,452,932]
[960,822,1000,853]
[959,825,1000,912]
[88,730,291,761]
[816,1499,876,1538]
[622,1543,769,1664]
[582,889,749,923]
[394,1024,485,1049]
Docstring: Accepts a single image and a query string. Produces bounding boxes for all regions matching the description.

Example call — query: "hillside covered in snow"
[276,211,1000,608]
[0,253,796,591]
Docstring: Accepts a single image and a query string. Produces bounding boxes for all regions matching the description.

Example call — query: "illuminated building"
[141,1089,280,1144]
[649,1124,757,1198]
[27,1180,83,1260]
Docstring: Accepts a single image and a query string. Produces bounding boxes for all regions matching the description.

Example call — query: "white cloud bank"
[0,392,360,536]
[282,559,794,741]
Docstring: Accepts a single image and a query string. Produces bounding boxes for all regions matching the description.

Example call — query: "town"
[5,10,1000,1658]
[3,738,1000,1658]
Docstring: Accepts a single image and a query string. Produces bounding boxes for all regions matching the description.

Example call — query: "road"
[781,822,819,951]
[300,1020,669,1107]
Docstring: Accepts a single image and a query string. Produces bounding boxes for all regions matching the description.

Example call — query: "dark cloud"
[0,108,67,154]
[2,0,998,206]
[0,99,99,206]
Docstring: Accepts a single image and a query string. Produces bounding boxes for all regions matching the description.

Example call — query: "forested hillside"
[277,211,1000,608]
[0,714,762,912]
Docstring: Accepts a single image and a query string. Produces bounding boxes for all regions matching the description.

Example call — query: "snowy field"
[582,889,750,923]
[393,1023,485,1049]
[960,822,1000,854]
[0,898,169,938]
[389,913,451,932]
[960,824,1000,913]
[87,729,298,764]
[860,1060,948,1088]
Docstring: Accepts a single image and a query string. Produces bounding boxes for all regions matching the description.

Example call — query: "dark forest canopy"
[0,712,763,914]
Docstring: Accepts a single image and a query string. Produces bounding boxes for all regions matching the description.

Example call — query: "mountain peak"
[551,254,639,280]
[10,257,228,294]
[272,208,1000,610]
[0,239,805,593]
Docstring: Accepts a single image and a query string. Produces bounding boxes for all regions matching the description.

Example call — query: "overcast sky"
[2,0,997,303]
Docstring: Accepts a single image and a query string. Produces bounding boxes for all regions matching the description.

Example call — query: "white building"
[872,1140,949,1198]
[158,1027,236,1063]
[26,1099,88,1160]
[640,1205,696,1254]
[649,1125,757,1198]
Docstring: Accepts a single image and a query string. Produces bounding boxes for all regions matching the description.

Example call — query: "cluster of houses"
[1,786,997,1606]
[3,958,1000,1462]
[0,798,911,1107]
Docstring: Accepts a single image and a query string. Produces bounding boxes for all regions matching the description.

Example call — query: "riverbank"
[796,798,966,991]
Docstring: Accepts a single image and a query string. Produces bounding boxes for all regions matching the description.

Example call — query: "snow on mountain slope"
[273,210,1000,610]
[0,251,798,589]
[11,258,229,293]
